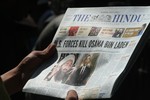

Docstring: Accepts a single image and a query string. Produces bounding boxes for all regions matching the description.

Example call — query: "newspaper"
[23,6,150,99]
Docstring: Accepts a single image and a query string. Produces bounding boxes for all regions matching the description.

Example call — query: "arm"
[0,43,78,100]
[1,44,56,95]
[0,77,11,100]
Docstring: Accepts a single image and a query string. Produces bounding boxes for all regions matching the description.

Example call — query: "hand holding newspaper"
[23,6,150,99]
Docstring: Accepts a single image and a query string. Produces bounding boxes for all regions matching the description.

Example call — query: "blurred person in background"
[33,0,73,50]
[0,0,39,99]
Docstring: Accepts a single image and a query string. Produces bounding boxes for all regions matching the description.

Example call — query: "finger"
[29,43,57,62]
[66,90,78,100]
[41,43,57,60]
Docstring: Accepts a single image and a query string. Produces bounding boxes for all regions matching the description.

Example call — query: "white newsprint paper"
[23,6,150,99]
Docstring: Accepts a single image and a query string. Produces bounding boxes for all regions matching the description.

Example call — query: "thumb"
[65,90,78,100]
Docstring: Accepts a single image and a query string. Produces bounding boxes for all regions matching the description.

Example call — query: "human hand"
[1,43,56,94]
[17,43,56,83]
[66,90,78,100]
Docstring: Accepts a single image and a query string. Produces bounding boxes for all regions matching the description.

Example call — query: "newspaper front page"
[23,6,150,99]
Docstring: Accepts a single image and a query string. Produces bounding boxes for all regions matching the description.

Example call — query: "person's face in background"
[61,59,73,73]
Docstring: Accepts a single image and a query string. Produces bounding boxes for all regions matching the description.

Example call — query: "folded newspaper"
[23,6,150,99]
